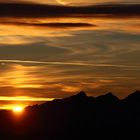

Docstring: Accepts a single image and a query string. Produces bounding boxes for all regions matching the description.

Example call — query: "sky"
[0,0,139,109]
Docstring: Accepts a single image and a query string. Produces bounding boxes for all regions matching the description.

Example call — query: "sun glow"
[12,106,24,113]
[56,0,67,5]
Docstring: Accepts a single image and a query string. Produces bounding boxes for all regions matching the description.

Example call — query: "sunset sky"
[0,0,139,109]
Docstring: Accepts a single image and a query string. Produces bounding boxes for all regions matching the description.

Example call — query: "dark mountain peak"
[106,92,115,97]
[75,91,87,98]
[132,90,140,95]
[125,90,140,101]
[62,91,88,103]
[97,92,118,101]
[68,91,87,100]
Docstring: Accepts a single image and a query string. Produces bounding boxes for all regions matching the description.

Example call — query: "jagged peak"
[125,90,140,100]
[133,90,140,94]
[99,92,117,98]
[96,92,119,102]
[107,92,118,99]
[106,92,114,97]
[76,91,87,97]
[65,91,87,101]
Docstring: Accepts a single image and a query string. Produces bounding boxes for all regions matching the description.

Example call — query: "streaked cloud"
[0,96,54,101]
[0,21,95,28]
[0,0,139,109]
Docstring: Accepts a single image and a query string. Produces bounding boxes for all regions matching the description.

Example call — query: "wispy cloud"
[0,60,140,68]
[0,96,54,101]
[0,21,95,28]
[0,1,139,106]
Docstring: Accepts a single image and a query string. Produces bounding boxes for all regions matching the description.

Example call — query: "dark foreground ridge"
[1,91,140,140]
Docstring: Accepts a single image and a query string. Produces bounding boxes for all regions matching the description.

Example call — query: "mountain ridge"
[26,90,140,109]
[0,90,140,140]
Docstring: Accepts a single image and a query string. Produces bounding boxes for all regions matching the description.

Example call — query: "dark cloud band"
[0,21,95,28]
[0,3,139,18]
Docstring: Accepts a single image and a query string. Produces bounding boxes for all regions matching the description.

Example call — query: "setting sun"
[12,106,24,113]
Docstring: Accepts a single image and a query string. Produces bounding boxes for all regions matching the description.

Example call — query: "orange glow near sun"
[12,106,24,113]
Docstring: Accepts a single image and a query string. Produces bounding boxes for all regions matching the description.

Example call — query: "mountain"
[0,91,140,140]
[124,90,140,102]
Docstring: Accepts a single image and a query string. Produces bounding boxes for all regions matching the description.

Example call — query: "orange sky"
[0,1,139,109]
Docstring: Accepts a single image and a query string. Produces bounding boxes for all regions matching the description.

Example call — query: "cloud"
[0,2,139,18]
[0,21,95,28]
[0,41,70,60]
[0,2,139,101]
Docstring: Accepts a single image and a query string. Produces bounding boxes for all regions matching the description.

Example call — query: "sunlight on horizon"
[0,96,55,110]
[0,96,55,102]
[12,105,24,114]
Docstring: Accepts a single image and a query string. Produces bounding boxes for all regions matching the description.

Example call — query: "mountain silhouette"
[0,91,140,140]
[124,90,140,102]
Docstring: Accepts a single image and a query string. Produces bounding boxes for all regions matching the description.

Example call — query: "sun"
[12,106,24,113]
